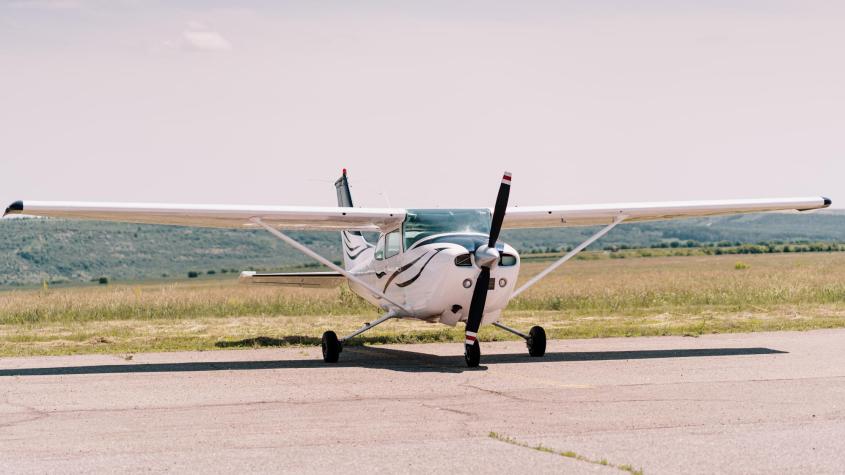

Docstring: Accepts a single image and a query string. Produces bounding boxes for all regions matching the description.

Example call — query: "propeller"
[464,172,511,365]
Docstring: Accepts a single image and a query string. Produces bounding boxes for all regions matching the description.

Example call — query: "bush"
[187,271,199,278]
[735,262,749,270]
[98,277,109,285]
[207,270,216,275]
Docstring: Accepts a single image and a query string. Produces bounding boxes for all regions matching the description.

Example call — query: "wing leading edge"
[4,196,832,230]
[3,200,406,231]
[502,196,831,229]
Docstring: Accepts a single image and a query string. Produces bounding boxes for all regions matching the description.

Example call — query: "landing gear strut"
[493,322,546,358]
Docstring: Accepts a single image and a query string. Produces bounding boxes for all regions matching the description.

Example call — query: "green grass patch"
[488,432,643,474]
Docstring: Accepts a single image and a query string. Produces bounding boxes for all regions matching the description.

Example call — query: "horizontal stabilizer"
[238,271,345,288]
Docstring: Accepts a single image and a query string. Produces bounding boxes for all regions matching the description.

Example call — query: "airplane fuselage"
[340,208,521,326]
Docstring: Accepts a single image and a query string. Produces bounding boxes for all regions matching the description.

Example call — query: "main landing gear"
[464,322,546,367]
[321,331,341,363]
[526,325,547,357]
[321,312,397,363]
[493,321,546,359]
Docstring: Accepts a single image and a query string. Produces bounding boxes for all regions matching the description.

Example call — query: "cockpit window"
[403,209,492,249]
[374,234,385,260]
[385,229,402,259]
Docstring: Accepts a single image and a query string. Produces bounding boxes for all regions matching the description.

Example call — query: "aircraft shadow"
[0,346,786,376]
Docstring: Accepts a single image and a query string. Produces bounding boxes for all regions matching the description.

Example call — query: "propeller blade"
[465,172,512,359]
[488,172,511,247]
[464,267,491,346]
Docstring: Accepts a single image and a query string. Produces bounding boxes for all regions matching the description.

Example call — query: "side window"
[375,234,385,260]
[385,229,402,259]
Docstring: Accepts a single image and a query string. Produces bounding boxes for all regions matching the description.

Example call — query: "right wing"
[3,200,406,231]
[238,271,345,288]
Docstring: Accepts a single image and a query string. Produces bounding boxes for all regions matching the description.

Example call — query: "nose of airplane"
[474,245,500,268]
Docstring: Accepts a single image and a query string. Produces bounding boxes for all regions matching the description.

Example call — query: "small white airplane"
[4,171,831,366]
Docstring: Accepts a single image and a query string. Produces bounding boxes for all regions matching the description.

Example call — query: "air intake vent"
[499,254,517,266]
[454,254,472,267]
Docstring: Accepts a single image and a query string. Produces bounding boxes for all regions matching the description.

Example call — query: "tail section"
[334,168,354,208]
[335,169,371,269]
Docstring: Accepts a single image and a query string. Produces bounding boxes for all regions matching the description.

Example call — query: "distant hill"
[1,211,843,286]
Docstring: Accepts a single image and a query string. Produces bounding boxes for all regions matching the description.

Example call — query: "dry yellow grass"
[1,252,844,356]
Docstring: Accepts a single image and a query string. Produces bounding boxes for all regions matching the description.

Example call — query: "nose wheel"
[464,340,481,367]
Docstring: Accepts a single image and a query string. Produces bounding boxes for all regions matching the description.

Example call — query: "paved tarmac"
[1,329,844,474]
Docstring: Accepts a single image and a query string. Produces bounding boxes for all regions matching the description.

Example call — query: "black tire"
[465,341,481,367]
[322,331,341,363]
[527,326,546,357]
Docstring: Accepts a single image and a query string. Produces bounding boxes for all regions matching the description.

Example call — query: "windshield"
[403,209,491,249]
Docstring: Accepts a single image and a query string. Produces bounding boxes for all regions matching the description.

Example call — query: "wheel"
[321,330,341,363]
[527,326,546,357]
[465,341,481,367]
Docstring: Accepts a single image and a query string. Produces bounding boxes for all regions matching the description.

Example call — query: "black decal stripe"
[343,239,362,253]
[345,246,370,260]
[395,248,446,288]
[382,252,429,292]
[375,271,386,279]
[342,231,373,252]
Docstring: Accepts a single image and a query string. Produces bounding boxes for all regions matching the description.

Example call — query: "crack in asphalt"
[0,396,50,430]
[420,403,476,417]
[460,383,530,402]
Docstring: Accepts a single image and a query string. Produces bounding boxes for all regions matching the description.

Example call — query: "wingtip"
[3,200,22,217]
[823,197,832,207]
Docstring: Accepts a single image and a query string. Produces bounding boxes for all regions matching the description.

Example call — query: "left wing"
[238,271,345,288]
[3,200,405,231]
[502,196,831,229]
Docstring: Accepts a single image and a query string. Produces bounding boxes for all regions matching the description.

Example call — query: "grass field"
[1,252,844,357]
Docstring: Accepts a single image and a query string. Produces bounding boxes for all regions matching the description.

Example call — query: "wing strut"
[249,218,411,315]
[511,215,627,299]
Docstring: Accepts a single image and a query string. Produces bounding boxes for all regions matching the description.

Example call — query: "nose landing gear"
[464,340,481,367]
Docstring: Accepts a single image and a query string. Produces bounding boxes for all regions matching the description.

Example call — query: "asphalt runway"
[2,329,844,474]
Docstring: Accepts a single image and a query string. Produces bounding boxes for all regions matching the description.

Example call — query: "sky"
[1,1,843,210]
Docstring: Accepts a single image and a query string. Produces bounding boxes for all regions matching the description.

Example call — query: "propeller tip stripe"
[502,172,512,184]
